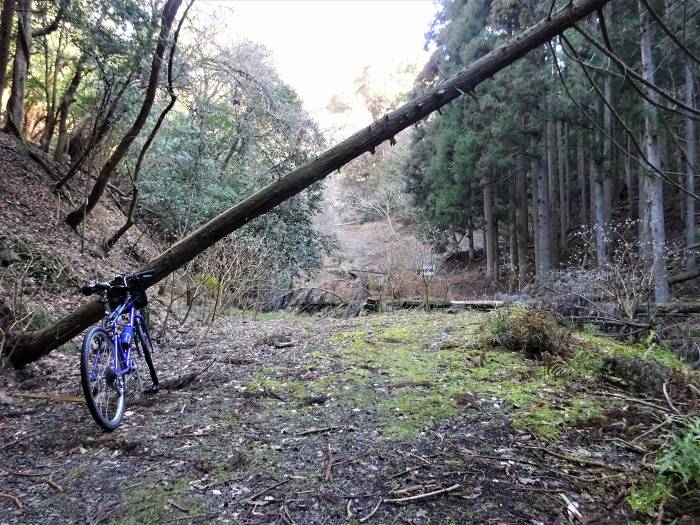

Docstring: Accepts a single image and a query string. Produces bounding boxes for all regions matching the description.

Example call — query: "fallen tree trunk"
[4,0,612,366]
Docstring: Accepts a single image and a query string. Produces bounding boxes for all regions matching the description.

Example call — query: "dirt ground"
[0,310,679,524]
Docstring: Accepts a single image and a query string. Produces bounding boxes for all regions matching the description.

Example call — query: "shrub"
[657,419,700,497]
[629,419,700,517]
[480,306,570,358]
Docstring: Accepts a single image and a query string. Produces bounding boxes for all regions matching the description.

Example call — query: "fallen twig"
[9,391,84,403]
[388,465,423,479]
[457,449,542,469]
[662,382,681,415]
[324,444,334,481]
[358,498,383,523]
[561,493,582,520]
[0,438,20,450]
[389,484,425,497]
[383,484,460,504]
[296,426,340,436]
[522,446,629,472]
[246,478,290,503]
[332,450,371,468]
[595,391,670,413]
[161,359,217,391]
[632,417,673,443]
[167,499,190,512]
[47,479,63,492]
[0,491,22,508]
[165,513,221,523]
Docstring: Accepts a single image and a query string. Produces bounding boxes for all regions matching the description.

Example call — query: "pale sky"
[193,0,437,136]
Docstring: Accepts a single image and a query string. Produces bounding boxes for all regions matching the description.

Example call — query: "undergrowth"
[629,418,700,518]
[478,306,572,358]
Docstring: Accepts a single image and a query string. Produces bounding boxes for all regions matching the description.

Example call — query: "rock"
[0,390,16,405]
[0,248,20,266]
[86,247,105,259]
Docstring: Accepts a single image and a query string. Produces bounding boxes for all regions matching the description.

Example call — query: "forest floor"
[1,310,689,525]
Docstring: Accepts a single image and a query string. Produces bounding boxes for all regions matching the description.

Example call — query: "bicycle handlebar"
[81,269,155,296]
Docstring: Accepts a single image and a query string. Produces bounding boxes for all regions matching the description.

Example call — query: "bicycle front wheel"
[133,317,159,393]
[80,326,126,431]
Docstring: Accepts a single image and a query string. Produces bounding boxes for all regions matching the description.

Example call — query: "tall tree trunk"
[592,98,607,267]
[53,57,85,162]
[639,2,669,302]
[64,0,184,228]
[625,135,635,219]
[591,158,606,267]
[602,75,613,225]
[104,0,192,252]
[2,0,614,366]
[537,127,552,277]
[685,59,697,272]
[40,29,66,151]
[547,120,559,265]
[516,154,529,287]
[557,121,568,253]
[508,182,518,273]
[638,139,652,262]
[578,130,587,227]
[0,0,15,112]
[483,176,496,283]
[3,0,31,137]
[467,217,475,263]
[531,135,540,274]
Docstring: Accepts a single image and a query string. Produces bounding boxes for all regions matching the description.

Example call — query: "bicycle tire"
[134,317,159,391]
[80,325,127,431]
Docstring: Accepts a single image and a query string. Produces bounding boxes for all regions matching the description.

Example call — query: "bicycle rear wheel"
[80,326,126,431]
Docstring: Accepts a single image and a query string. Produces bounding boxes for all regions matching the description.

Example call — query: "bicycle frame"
[90,295,146,381]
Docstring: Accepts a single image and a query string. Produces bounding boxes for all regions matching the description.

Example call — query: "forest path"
[1,312,643,524]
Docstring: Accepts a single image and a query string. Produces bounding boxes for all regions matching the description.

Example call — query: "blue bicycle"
[80,270,159,431]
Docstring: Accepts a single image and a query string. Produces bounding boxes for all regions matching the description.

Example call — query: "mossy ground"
[1,309,690,524]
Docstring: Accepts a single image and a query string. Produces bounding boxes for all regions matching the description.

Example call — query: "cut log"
[4,0,612,366]
[365,299,504,311]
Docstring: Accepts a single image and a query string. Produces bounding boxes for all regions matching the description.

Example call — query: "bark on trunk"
[625,135,635,220]
[483,176,496,282]
[64,0,183,228]
[685,59,697,272]
[578,130,587,227]
[3,0,613,366]
[638,150,652,262]
[516,154,529,286]
[639,2,669,302]
[4,0,31,137]
[508,181,518,273]
[531,135,540,273]
[591,159,607,267]
[557,121,568,253]
[537,128,552,277]
[602,75,613,225]
[0,0,16,111]
[592,98,607,267]
[547,120,559,265]
[104,0,191,252]
[53,59,84,163]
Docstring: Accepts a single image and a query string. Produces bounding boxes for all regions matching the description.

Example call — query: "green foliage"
[657,419,700,495]
[136,39,329,283]
[629,419,700,515]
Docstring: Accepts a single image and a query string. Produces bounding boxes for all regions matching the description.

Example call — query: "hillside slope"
[0,134,160,330]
